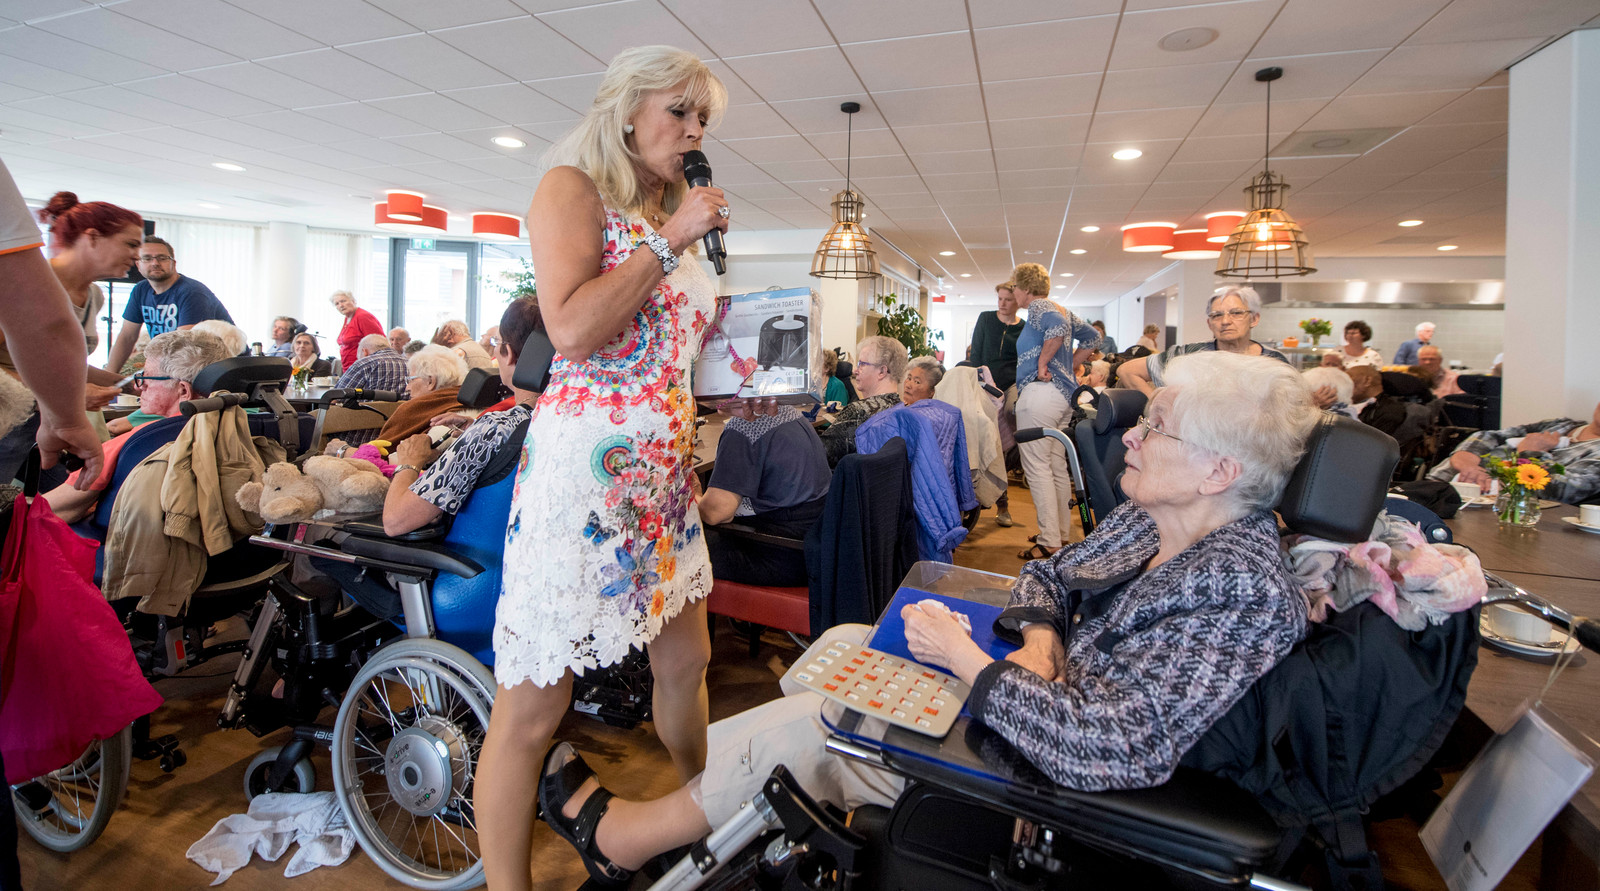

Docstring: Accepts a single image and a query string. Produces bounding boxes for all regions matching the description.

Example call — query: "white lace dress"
[496,208,715,689]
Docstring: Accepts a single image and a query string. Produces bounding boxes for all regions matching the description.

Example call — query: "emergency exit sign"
[410,238,436,250]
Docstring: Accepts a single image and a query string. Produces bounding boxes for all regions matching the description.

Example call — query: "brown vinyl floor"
[16,482,1533,889]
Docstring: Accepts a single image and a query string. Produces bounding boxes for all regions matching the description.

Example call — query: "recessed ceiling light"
[960,273,971,277]
[1055,285,1066,289]
[491,136,526,149]
[1022,249,1042,255]
[1070,248,1086,255]
[1112,148,1143,161]
[1437,245,1459,251]
[1399,220,1424,227]
[938,250,956,256]
[1158,26,1219,52]
[1080,225,1099,232]
[196,202,220,209]
[212,161,245,172]
[1058,272,1074,277]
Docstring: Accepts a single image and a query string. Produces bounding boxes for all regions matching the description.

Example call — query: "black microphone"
[682,150,726,275]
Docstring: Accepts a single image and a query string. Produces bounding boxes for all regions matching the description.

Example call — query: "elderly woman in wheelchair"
[540,350,1324,887]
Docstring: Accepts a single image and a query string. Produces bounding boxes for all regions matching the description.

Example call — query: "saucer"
[1461,495,1561,510]
[1560,516,1600,535]
[1479,613,1582,661]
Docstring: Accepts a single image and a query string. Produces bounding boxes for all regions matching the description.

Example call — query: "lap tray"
[786,642,967,737]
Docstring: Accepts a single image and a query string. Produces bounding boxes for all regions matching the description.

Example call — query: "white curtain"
[303,230,380,353]
[144,215,266,346]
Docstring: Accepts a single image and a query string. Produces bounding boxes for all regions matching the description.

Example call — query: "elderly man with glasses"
[45,329,234,523]
[105,236,234,375]
[818,335,908,467]
[1117,286,1290,396]
[336,333,410,397]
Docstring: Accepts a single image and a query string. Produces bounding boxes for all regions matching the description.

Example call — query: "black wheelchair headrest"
[458,367,510,408]
[191,356,291,397]
[1380,370,1433,400]
[510,327,558,394]
[1276,412,1399,543]
[1092,388,1147,435]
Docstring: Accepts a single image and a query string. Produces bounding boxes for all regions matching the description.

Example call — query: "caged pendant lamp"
[811,102,881,280]
[1216,67,1316,278]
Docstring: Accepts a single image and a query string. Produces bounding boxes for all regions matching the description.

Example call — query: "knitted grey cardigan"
[968,500,1307,791]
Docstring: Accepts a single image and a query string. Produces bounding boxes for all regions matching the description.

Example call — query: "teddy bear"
[235,456,391,524]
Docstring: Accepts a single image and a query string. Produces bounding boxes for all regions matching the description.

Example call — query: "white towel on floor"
[186,791,355,885]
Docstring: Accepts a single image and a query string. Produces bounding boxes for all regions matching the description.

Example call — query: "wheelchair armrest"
[333,532,484,579]
[883,751,1283,883]
[337,515,449,542]
[715,521,806,551]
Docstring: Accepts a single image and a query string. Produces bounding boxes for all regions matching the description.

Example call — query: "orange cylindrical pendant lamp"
[375,202,448,232]
[1204,211,1246,243]
[472,212,521,241]
[1120,222,1177,253]
[385,190,426,222]
[1162,229,1220,260]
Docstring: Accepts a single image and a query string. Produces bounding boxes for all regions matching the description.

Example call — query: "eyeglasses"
[1133,414,1184,444]
[132,372,173,387]
[137,254,173,263]
[1206,309,1252,322]
[857,360,883,371]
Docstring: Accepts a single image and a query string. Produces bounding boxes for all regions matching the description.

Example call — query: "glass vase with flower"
[1298,317,1332,347]
[1483,451,1565,527]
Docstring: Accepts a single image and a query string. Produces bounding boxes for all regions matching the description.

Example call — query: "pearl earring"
[623,124,634,134]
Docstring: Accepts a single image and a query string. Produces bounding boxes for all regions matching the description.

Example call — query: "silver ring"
[717,205,730,219]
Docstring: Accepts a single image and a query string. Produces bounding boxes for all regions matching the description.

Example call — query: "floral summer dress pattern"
[496,208,714,689]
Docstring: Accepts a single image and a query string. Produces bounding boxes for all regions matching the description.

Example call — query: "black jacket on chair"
[804,436,918,635]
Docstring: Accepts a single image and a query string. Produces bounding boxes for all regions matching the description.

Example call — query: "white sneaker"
[996,509,1014,527]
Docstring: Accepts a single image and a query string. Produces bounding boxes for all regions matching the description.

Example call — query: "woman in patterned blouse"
[536,350,1321,884]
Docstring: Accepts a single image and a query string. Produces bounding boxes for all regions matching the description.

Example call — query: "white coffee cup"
[1581,504,1600,527]
[1450,480,1481,502]
[1484,603,1552,644]
[115,393,139,407]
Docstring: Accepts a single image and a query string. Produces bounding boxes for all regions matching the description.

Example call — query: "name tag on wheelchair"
[785,641,967,738]
[1420,702,1596,891]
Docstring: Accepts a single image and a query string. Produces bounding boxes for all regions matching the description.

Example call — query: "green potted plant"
[1297,317,1332,347]
[875,293,943,359]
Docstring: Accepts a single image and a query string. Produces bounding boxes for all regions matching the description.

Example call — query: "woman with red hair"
[0,192,144,486]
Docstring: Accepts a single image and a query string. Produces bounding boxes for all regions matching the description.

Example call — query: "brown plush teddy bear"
[235,456,391,524]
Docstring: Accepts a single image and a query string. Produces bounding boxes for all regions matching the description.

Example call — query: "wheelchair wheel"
[11,723,131,853]
[332,639,494,890]
[243,746,317,800]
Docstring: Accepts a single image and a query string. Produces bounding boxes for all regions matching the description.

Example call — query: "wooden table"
[1447,505,1600,889]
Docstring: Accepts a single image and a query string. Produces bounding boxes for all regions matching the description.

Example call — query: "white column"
[1504,29,1600,423]
[1175,259,1219,345]
[263,221,307,331]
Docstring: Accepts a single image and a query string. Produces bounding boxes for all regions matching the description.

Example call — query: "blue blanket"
[857,405,967,562]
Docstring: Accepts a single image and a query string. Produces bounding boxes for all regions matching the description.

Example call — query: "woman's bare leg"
[476,673,574,891]
[647,596,712,782]
[548,746,712,871]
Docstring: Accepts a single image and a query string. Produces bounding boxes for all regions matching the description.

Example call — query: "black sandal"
[1017,542,1056,560]
[539,742,634,888]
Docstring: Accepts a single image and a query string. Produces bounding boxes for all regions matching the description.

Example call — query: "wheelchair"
[618,413,1600,891]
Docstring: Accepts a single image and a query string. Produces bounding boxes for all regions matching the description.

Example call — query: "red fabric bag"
[0,467,163,784]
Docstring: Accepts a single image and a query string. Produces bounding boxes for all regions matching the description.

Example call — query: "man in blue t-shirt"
[105,236,233,373]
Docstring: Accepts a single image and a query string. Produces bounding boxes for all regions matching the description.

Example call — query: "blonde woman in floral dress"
[476,46,730,891]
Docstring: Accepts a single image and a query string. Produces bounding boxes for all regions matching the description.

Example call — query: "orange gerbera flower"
[1517,463,1550,490]
[650,589,665,616]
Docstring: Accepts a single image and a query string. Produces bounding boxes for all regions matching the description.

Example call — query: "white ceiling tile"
[1097,62,1232,111]
[700,60,763,105]
[709,103,796,140]
[523,73,606,112]
[0,52,98,93]
[805,127,904,158]
[383,132,500,161]
[366,0,528,30]
[300,102,434,138]
[718,134,824,164]
[235,110,368,144]
[1218,50,1390,103]
[998,168,1076,189]
[0,25,167,82]
[1410,0,1600,44]
[185,62,349,108]
[1255,0,1449,57]
[996,114,1092,149]
[974,15,1118,81]
[341,34,514,92]
[326,137,440,166]
[875,83,985,128]
[432,16,606,83]
[365,93,503,131]
[1346,38,1544,94]
[1373,121,1506,156]
[1187,97,1324,138]
[440,84,578,125]
[756,159,841,182]
[1420,87,1507,125]
[842,32,978,93]
[1170,133,1267,163]
[664,0,832,56]
[810,0,968,42]
[129,74,281,117]
[223,0,418,44]
[179,117,310,150]
[983,73,1101,119]
[1300,90,1465,130]
[911,149,994,175]
[850,174,932,195]
[1161,158,1257,180]
[538,0,711,61]
[9,95,148,132]
[31,7,239,70]
[724,47,865,103]
[892,121,990,154]
[764,97,886,134]
[845,155,918,178]
[869,192,938,209]
[116,0,322,57]
[1086,105,1206,143]
[1110,0,1281,70]
[934,190,1003,207]
[994,145,1075,171]
[257,49,427,102]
